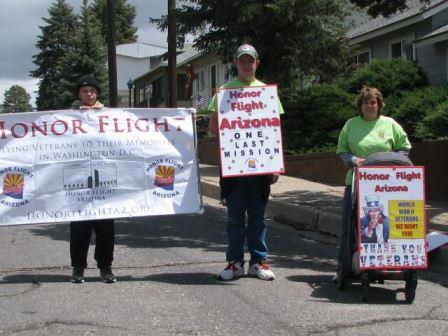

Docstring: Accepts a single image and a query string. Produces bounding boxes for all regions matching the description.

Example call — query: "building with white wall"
[116,42,167,107]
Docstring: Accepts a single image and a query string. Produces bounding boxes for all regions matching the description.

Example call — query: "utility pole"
[107,0,118,107]
[167,0,177,107]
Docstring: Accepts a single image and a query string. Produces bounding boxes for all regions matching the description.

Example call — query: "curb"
[200,177,341,237]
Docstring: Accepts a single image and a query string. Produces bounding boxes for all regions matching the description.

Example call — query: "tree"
[54,0,109,108]
[31,0,78,110]
[1,85,33,113]
[349,0,430,18]
[151,0,353,90]
[91,0,138,44]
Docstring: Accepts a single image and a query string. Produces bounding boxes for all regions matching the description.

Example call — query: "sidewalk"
[199,164,448,274]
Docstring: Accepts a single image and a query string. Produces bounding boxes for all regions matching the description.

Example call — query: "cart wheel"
[337,267,346,290]
[404,272,417,304]
[361,273,370,302]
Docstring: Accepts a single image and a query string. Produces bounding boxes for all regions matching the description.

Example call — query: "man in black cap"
[70,75,116,284]
[75,74,104,109]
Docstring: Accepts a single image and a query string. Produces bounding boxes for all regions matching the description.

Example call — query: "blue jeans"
[225,176,268,264]
[338,186,353,269]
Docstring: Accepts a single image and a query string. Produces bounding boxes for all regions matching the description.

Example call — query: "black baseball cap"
[75,75,101,97]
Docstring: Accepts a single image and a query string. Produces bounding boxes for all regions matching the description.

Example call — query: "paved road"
[0,197,447,335]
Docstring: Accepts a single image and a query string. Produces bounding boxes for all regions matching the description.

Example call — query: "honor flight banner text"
[356,166,427,270]
[0,108,201,226]
[216,85,284,177]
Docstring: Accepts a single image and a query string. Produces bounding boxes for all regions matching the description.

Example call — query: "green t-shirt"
[336,115,412,185]
[207,77,284,114]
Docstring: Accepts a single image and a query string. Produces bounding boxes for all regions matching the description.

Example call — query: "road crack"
[0,319,129,335]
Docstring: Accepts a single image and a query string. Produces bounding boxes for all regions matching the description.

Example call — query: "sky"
[0,0,168,107]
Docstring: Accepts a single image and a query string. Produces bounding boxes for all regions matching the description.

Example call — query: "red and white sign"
[217,85,284,177]
[356,166,427,270]
[0,108,201,226]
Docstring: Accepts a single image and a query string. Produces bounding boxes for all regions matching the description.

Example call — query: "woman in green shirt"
[335,86,411,280]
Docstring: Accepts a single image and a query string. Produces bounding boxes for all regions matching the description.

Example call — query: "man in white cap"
[208,44,284,281]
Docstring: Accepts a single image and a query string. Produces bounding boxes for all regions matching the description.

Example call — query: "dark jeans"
[338,186,353,269]
[225,176,268,264]
[70,219,115,269]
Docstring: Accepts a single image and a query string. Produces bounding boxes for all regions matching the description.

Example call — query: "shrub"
[341,59,427,96]
[416,101,448,140]
[384,85,448,140]
[282,84,357,152]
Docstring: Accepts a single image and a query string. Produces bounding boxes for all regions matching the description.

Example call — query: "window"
[177,74,188,100]
[391,41,402,58]
[390,35,414,60]
[225,63,233,81]
[139,88,144,104]
[210,64,217,91]
[353,49,371,64]
[196,70,205,91]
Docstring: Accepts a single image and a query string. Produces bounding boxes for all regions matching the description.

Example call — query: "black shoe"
[71,267,85,283]
[100,267,117,283]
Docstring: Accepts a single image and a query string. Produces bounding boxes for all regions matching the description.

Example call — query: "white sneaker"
[248,261,275,281]
[217,262,245,281]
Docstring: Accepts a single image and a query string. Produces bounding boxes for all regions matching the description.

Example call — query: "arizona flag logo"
[3,173,24,199]
[154,165,175,190]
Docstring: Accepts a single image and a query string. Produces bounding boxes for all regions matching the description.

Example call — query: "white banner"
[217,85,284,177]
[356,166,427,270]
[0,108,202,226]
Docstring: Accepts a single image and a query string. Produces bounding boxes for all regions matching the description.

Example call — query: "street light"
[126,77,134,107]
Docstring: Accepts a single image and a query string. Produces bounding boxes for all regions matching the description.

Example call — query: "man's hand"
[79,101,104,110]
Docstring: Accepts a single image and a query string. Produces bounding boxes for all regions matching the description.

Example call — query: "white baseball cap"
[236,44,258,59]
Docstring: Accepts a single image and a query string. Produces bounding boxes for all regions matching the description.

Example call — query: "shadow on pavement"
[27,205,229,254]
[141,272,234,285]
[287,274,412,305]
[1,273,69,284]
[25,204,339,274]
[0,272,235,286]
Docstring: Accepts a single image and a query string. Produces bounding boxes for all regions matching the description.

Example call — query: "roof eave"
[349,0,448,45]
[134,51,206,82]
[177,51,205,67]
[134,65,166,82]
[414,31,448,47]
[349,15,422,45]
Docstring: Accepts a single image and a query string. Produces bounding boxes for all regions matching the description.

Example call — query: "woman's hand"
[354,158,365,166]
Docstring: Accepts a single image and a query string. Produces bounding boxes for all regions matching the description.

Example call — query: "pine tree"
[152,0,352,88]
[55,0,109,108]
[91,0,138,44]
[350,0,429,18]
[31,0,78,111]
[1,85,33,113]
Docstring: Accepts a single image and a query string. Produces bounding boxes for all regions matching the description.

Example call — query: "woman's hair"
[356,86,385,115]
